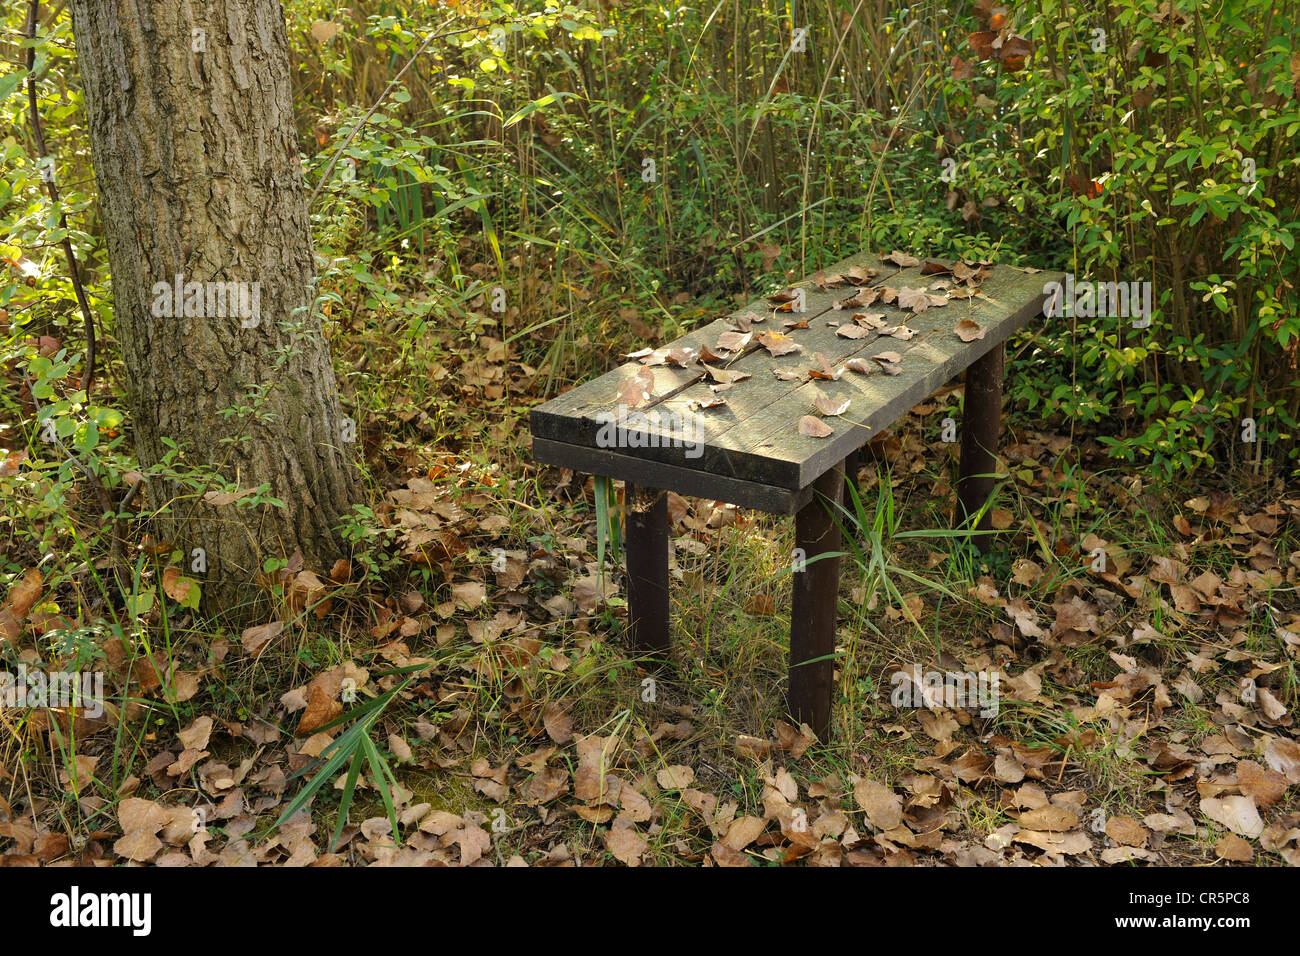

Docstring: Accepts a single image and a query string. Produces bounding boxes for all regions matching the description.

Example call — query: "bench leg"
[625,484,671,657]
[789,462,844,741]
[957,342,1004,554]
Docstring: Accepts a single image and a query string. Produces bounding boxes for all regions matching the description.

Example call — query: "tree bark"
[69,0,361,614]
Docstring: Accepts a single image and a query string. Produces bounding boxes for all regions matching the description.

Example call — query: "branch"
[26,0,97,394]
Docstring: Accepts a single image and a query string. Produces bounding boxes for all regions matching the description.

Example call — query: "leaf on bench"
[815,396,850,417]
[808,352,843,381]
[616,367,655,407]
[705,365,750,385]
[717,330,753,352]
[882,250,921,268]
[880,325,917,340]
[758,330,801,356]
[873,351,902,375]
[798,415,833,438]
[730,310,766,331]
[833,287,882,310]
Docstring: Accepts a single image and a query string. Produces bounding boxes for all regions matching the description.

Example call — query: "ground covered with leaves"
[4,340,1299,865]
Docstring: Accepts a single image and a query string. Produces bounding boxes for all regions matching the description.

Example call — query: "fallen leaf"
[617,367,655,407]
[798,415,833,438]
[723,815,766,850]
[1215,834,1253,862]
[814,396,850,417]
[542,701,574,744]
[310,20,342,43]
[656,765,695,790]
[717,330,754,352]
[1018,806,1079,832]
[758,331,802,356]
[451,580,486,609]
[608,816,650,863]
[178,716,213,751]
[1236,760,1288,808]
[883,250,921,267]
[1201,794,1265,838]
[1105,816,1149,847]
[241,620,284,655]
[853,779,902,831]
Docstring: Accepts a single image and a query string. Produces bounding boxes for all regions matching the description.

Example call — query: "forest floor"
[3,268,1300,868]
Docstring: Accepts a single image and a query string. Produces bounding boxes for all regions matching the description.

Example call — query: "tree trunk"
[69,0,362,614]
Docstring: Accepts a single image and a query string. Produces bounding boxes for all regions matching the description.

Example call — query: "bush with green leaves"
[921,0,1299,477]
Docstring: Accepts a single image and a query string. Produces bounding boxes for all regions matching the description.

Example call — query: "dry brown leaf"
[606,818,647,865]
[6,568,42,618]
[1237,759,1289,808]
[758,331,802,356]
[1018,806,1079,832]
[542,701,573,744]
[722,815,767,850]
[717,330,754,352]
[451,580,486,609]
[1105,816,1149,847]
[241,620,284,655]
[616,367,655,407]
[883,250,921,267]
[1215,833,1254,862]
[807,352,843,381]
[656,765,695,790]
[178,716,213,751]
[798,415,833,438]
[853,779,902,831]
[814,396,850,417]
[1013,829,1092,856]
[1201,794,1265,838]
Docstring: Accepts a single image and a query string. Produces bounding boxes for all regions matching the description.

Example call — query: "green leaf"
[0,69,27,107]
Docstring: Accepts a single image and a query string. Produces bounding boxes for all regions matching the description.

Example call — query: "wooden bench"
[530,251,1061,740]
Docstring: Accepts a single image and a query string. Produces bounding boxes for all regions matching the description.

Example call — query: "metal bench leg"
[625,484,671,657]
[957,343,1004,554]
[789,462,844,741]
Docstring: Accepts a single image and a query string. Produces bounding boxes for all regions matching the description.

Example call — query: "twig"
[25,0,97,394]
[308,20,495,209]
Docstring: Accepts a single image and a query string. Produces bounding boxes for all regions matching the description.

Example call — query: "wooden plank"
[646,264,1059,487]
[531,436,813,514]
[531,257,1062,494]
[727,266,1061,487]
[658,268,968,485]
[529,249,883,449]
[532,251,905,484]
